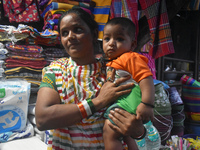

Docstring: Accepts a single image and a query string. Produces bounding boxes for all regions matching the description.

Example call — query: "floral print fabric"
[3,0,41,23]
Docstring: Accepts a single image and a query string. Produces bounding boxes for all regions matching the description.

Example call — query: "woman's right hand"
[92,69,134,111]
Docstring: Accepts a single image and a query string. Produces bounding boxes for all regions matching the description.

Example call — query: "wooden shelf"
[164,71,193,74]
[163,57,194,64]
[167,81,182,86]
[156,11,200,83]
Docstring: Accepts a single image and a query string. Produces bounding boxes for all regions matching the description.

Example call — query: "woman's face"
[60,13,96,65]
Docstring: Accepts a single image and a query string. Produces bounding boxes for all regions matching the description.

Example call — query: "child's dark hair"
[58,8,98,36]
[105,17,136,40]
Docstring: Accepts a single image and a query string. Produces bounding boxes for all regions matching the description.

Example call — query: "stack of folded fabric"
[26,26,60,46]
[43,9,64,31]
[4,43,47,93]
[40,0,112,40]
[41,0,96,31]
[0,24,30,44]
[43,47,69,65]
[0,42,8,78]
[42,0,95,30]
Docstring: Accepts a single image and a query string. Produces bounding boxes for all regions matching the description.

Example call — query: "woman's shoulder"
[49,57,69,67]
[42,57,69,73]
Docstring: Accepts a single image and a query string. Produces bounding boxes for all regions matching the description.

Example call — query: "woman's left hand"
[108,108,144,138]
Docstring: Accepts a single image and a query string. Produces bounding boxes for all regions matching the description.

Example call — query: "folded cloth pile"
[40,0,111,39]
[4,43,46,92]
[0,42,8,78]
[42,9,64,31]
[43,47,69,64]
[0,24,30,43]
[41,0,94,31]
[26,26,60,46]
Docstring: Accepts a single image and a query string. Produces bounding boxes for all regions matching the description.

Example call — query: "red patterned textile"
[3,0,41,23]
[139,0,175,59]
[110,0,138,39]
[110,0,175,59]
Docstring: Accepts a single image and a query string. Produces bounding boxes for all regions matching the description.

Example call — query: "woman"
[35,8,145,149]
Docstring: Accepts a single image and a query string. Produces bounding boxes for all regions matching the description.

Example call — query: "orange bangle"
[77,99,96,118]
[77,102,87,118]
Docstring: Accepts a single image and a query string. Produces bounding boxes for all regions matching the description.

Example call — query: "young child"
[102,17,155,150]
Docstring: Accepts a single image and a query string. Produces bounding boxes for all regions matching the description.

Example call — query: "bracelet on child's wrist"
[141,101,155,108]
[77,99,96,118]
[131,126,146,140]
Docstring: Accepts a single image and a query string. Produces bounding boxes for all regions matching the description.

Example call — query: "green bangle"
[131,126,146,140]
[86,99,96,114]
[141,101,155,108]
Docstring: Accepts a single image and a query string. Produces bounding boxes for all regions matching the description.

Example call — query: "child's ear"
[131,40,137,50]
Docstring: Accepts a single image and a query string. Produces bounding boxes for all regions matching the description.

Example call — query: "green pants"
[104,85,142,124]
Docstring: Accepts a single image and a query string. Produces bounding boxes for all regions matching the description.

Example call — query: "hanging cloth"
[110,0,175,59]
[3,0,41,23]
[110,0,138,40]
[90,0,112,39]
[139,0,175,59]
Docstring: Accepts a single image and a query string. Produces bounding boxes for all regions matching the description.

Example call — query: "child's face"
[103,24,135,60]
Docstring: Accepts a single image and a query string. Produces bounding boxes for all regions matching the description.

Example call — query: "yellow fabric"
[53,2,74,10]
[92,0,112,39]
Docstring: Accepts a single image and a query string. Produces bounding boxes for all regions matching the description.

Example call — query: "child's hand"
[136,103,154,123]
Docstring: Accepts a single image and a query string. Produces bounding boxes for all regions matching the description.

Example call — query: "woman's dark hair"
[104,17,136,40]
[58,8,98,37]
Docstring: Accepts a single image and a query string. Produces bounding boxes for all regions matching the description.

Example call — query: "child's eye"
[103,37,110,42]
[117,37,124,42]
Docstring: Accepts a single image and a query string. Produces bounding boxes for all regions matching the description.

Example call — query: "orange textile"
[106,51,153,83]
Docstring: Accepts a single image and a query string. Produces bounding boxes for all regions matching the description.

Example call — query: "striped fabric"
[9,55,45,61]
[110,0,175,59]
[40,57,109,149]
[6,43,43,53]
[139,0,175,59]
[188,0,200,10]
[52,0,91,9]
[139,52,156,79]
[110,0,139,40]
[51,2,76,10]
[90,0,112,39]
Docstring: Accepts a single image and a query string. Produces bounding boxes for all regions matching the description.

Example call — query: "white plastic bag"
[0,79,31,136]
[0,120,34,142]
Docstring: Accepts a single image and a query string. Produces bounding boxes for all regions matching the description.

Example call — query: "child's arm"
[136,76,155,123]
